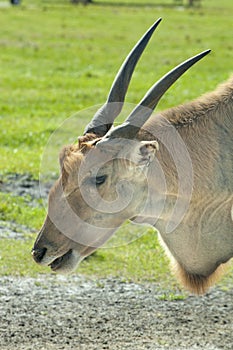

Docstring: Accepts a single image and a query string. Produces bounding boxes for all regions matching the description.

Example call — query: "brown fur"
[78,133,100,151]
[59,133,99,176]
[138,75,233,142]
[163,76,233,129]
[173,261,229,295]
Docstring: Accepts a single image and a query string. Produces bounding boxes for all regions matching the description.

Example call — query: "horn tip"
[202,49,211,56]
[153,17,162,27]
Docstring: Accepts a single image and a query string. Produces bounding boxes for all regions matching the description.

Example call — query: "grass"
[0,0,232,288]
[0,1,232,174]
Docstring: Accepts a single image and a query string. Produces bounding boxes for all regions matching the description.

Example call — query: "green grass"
[0,0,232,288]
[0,193,45,227]
[0,226,174,286]
[0,1,232,174]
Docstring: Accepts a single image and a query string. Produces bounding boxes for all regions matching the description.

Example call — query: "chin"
[49,249,83,274]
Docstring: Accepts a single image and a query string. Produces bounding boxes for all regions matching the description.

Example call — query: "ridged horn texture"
[84,18,162,136]
[106,49,211,139]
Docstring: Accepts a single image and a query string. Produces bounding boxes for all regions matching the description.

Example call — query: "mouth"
[49,249,73,272]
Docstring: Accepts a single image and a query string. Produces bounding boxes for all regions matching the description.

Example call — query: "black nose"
[31,247,47,263]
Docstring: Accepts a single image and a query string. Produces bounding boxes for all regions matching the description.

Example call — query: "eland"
[32,19,233,294]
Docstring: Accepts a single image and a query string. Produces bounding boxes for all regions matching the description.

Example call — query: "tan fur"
[158,232,229,295]
[162,75,233,129]
[139,75,233,139]
[172,261,229,295]
[59,134,98,182]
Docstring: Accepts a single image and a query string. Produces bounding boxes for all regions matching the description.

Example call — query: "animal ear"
[134,140,159,167]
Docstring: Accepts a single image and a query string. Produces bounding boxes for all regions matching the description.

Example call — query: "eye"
[91,175,107,186]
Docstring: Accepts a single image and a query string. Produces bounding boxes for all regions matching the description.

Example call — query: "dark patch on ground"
[0,220,32,239]
[0,173,51,200]
[0,174,50,239]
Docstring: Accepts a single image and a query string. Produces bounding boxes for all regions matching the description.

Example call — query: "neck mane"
[138,75,233,139]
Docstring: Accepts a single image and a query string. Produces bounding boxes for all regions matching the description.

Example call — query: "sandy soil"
[0,275,232,350]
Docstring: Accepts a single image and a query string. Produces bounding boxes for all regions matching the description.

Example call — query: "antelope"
[32,18,233,294]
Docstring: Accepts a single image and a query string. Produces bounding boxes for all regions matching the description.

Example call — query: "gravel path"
[0,275,232,350]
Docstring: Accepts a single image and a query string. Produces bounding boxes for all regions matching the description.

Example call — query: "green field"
[0,0,232,290]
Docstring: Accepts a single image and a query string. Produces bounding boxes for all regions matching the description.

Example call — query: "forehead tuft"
[78,133,101,153]
[61,133,100,178]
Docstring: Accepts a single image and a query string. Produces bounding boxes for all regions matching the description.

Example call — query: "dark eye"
[91,175,107,186]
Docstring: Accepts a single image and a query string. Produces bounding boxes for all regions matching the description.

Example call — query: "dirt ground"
[0,275,232,350]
